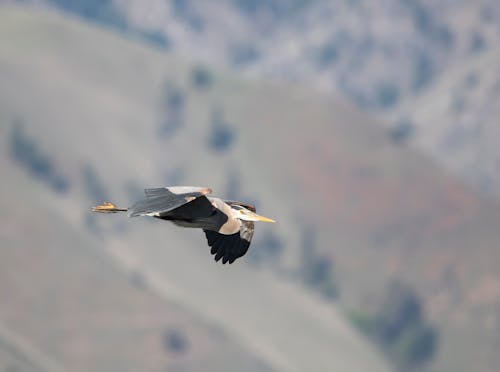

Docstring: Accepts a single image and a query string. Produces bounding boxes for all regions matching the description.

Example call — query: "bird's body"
[92,186,275,264]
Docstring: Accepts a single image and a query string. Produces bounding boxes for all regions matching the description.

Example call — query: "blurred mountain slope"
[9,0,500,210]
[112,0,500,203]
[0,6,391,372]
[2,4,500,372]
[233,64,500,372]
[0,144,279,372]
[0,166,278,372]
[391,43,500,200]
[4,0,499,108]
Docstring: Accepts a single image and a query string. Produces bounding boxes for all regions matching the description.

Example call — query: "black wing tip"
[203,230,250,265]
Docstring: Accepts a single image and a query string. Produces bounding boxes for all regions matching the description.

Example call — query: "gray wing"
[128,186,212,217]
[203,221,254,264]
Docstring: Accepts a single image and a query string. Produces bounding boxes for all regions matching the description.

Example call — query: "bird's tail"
[91,202,128,213]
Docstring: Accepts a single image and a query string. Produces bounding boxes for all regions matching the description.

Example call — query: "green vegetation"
[163,328,189,354]
[82,164,108,202]
[376,82,399,108]
[404,0,454,49]
[208,107,237,152]
[137,30,170,49]
[317,42,340,68]
[81,164,109,235]
[349,281,438,371]
[233,0,281,16]
[389,119,415,144]
[469,31,486,54]
[47,0,172,50]
[191,65,214,90]
[9,120,70,194]
[172,0,204,31]
[299,227,339,300]
[412,52,435,92]
[228,42,260,67]
[46,0,127,30]
[233,0,309,20]
[158,82,186,138]
[249,229,284,265]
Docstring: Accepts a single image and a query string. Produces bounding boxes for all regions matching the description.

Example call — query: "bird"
[91,186,275,264]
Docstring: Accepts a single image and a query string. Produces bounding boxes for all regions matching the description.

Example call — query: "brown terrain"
[1,5,500,372]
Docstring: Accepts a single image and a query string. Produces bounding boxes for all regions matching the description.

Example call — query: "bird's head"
[230,205,276,223]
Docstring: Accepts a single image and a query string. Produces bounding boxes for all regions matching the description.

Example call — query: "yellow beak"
[255,214,276,223]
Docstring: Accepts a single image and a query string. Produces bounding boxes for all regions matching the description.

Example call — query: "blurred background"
[1,1,500,371]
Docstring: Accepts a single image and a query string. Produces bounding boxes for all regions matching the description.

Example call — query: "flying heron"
[91,186,275,264]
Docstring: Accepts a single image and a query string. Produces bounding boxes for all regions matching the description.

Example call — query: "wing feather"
[129,186,211,217]
[203,221,254,264]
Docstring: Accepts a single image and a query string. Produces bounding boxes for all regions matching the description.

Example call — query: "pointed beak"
[255,213,276,223]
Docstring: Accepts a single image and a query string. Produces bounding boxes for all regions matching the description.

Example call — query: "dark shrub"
[349,281,438,370]
[208,108,236,152]
[163,328,189,354]
[229,43,260,67]
[470,32,486,54]
[82,164,108,202]
[376,82,399,109]
[413,52,434,92]
[9,121,70,194]
[389,119,415,144]
[317,42,340,68]
[249,229,284,265]
[191,65,214,90]
[158,83,185,139]
[299,226,339,300]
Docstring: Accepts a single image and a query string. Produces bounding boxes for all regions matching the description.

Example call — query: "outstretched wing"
[128,186,212,217]
[203,221,254,264]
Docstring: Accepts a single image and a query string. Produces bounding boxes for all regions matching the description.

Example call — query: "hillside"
[390,44,500,201]
[11,0,500,111]
[10,0,500,209]
[0,160,278,372]
[1,5,500,372]
[0,6,391,372]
